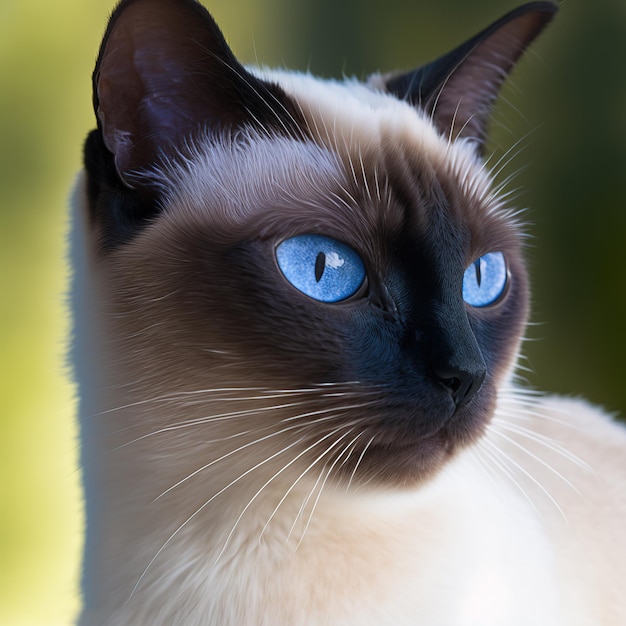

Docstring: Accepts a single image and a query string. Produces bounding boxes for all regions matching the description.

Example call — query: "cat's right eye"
[275,234,366,303]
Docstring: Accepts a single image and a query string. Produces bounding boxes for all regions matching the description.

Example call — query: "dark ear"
[382,2,558,150]
[93,0,303,187]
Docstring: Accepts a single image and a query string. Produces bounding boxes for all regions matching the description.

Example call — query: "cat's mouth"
[333,394,492,486]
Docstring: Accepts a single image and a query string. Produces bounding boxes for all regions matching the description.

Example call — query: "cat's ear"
[93,0,302,187]
[381,2,558,151]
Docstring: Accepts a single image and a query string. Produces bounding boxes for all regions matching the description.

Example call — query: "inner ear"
[94,0,304,186]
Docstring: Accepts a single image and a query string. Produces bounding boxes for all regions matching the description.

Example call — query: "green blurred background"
[1,0,624,623]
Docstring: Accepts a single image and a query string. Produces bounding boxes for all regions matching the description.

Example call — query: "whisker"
[478,441,540,517]
[215,423,360,562]
[496,400,592,432]
[153,422,310,501]
[491,418,591,471]
[358,150,373,203]
[112,390,375,449]
[258,428,359,544]
[294,433,358,551]
[280,400,377,423]
[112,399,317,450]
[86,386,271,419]
[481,437,567,523]
[128,433,309,601]
[285,429,359,544]
[96,382,369,421]
[467,447,510,504]
[373,164,382,204]
[489,130,534,182]
[338,431,364,470]
[346,434,376,491]
[206,53,301,138]
[488,426,580,492]
[153,397,378,501]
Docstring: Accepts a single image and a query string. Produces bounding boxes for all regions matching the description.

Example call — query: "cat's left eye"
[275,234,366,303]
[462,251,508,308]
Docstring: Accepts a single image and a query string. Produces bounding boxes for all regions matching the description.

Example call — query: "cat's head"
[82,0,557,486]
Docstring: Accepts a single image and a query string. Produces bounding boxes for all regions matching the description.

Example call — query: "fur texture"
[75,1,626,624]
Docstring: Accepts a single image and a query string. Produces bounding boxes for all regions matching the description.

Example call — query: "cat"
[73,0,626,624]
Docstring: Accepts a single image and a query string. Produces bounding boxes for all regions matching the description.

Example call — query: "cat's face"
[83,0,555,486]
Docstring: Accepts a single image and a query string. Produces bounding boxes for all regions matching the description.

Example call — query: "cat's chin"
[343,404,491,486]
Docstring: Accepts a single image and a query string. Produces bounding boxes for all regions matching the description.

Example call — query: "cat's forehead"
[256,69,497,212]
[154,71,509,255]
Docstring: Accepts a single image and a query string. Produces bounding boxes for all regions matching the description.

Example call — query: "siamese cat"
[74,0,626,623]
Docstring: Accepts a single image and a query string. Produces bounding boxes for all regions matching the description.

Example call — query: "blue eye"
[276,234,366,303]
[462,252,507,308]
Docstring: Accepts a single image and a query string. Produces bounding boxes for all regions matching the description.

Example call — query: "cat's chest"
[172,467,560,626]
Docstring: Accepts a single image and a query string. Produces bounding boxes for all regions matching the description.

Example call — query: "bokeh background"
[1,0,624,623]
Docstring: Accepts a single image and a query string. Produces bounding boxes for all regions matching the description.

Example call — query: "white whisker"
[346,434,376,491]
[259,428,361,544]
[338,431,364,470]
[482,437,567,523]
[129,434,308,601]
[294,433,358,551]
[489,426,580,492]
[113,391,373,450]
[113,399,316,451]
[358,150,373,203]
[285,429,359,544]
[478,441,540,517]
[153,423,309,501]
[467,447,510,505]
[492,418,591,471]
[280,400,376,424]
[215,423,360,562]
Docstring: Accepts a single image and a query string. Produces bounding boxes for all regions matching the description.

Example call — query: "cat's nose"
[433,364,485,409]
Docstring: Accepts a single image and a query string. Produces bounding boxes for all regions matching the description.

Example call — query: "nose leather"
[426,305,487,410]
[432,363,486,409]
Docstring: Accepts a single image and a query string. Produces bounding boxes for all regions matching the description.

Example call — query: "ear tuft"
[382,2,558,150]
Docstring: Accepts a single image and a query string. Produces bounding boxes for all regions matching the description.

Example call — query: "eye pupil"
[474,259,482,287]
[315,251,326,282]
